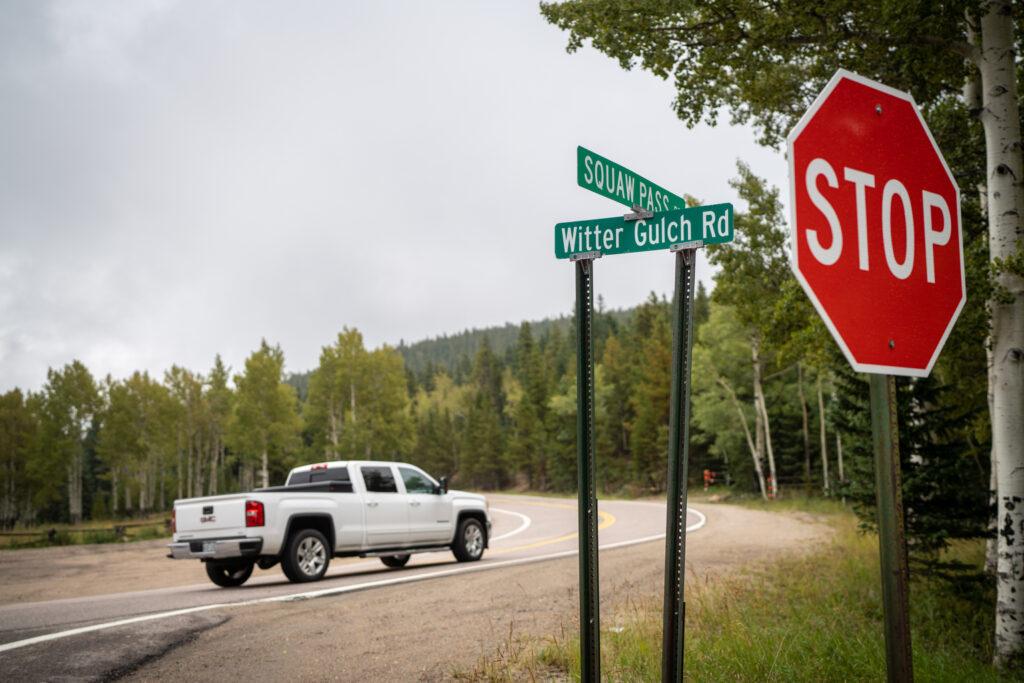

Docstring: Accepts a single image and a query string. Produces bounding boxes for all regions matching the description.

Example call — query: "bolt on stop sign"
[788,70,965,377]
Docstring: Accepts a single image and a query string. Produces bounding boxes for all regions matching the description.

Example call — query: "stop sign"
[788,70,965,377]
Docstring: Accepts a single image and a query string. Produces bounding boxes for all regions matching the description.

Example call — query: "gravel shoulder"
[0,538,204,604]
[125,503,830,681]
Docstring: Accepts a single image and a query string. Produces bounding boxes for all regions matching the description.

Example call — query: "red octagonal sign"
[788,70,965,377]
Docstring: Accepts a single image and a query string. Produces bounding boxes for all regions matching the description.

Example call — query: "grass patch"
[695,488,850,516]
[470,513,1010,681]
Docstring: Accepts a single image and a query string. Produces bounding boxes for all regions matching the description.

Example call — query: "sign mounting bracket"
[624,205,654,221]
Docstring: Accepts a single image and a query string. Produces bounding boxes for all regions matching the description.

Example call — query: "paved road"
[0,494,703,680]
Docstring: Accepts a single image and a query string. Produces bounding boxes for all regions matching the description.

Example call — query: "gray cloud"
[0,0,787,390]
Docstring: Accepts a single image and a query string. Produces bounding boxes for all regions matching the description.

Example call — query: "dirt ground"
[124,504,830,681]
[0,538,199,604]
[0,538,378,605]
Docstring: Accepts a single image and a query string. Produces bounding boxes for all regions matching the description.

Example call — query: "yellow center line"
[490,508,617,555]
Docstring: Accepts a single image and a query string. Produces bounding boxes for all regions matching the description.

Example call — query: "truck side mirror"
[438,476,448,495]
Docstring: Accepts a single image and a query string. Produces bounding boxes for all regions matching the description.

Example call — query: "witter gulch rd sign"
[553,203,734,259]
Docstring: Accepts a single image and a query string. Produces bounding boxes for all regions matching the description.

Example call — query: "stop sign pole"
[789,70,966,683]
[869,374,913,682]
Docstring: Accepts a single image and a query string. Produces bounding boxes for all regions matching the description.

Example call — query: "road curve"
[0,494,702,680]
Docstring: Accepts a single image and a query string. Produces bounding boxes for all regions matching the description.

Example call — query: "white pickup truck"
[168,460,490,587]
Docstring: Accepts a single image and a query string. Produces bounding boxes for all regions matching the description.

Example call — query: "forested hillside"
[287,306,632,399]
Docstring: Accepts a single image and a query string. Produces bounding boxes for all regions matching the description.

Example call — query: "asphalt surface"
[0,494,701,680]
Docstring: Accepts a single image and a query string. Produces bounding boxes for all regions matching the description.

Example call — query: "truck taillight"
[171,508,176,534]
[245,500,264,527]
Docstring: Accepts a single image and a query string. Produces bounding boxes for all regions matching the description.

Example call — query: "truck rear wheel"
[380,554,410,568]
[281,528,331,583]
[452,518,485,562]
[205,560,255,587]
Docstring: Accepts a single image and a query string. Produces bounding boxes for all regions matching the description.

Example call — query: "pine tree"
[831,353,989,574]
[460,339,508,488]
[597,333,634,489]
[629,296,672,491]
[509,323,550,488]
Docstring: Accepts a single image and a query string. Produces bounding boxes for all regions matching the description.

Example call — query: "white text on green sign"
[554,204,734,259]
[577,145,686,212]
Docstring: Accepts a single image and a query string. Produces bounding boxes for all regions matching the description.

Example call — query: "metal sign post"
[559,146,734,683]
[573,252,601,683]
[662,244,699,682]
[869,374,913,682]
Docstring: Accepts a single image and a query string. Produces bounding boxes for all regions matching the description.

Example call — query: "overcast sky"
[0,0,787,391]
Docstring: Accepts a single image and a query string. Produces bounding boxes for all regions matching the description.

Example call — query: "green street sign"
[577,145,687,212]
[554,203,734,260]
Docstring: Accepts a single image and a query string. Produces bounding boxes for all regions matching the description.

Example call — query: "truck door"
[359,465,408,547]
[399,466,451,544]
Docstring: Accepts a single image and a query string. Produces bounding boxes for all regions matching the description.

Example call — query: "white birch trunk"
[139,467,147,513]
[194,430,204,497]
[158,459,165,511]
[978,0,1024,666]
[209,436,219,496]
[987,320,998,575]
[176,432,183,501]
[817,375,830,495]
[260,448,269,489]
[185,422,193,500]
[328,398,340,457]
[718,377,768,500]
[111,467,119,516]
[752,340,778,498]
[67,448,83,524]
[797,363,812,494]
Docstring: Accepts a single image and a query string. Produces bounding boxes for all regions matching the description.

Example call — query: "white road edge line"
[687,507,707,532]
[0,506,706,655]
[488,508,531,541]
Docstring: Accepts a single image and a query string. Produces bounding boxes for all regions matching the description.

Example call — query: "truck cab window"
[310,467,350,484]
[399,467,435,494]
[361,466,398,493]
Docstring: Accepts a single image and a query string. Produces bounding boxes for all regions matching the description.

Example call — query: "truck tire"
[452,517,485,562]
[281,528,331,583]
[380,554,410,568]
[205,560,255,587]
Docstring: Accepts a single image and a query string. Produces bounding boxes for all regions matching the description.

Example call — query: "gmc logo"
[200,515,216,524]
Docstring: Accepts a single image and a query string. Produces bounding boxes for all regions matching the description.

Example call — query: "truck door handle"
[410,501,421,507]
[367,501,379,508]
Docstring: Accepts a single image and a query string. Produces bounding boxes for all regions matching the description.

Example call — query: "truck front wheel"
[205,560,255,587]
[452,518,486,562]
[281,528,331,583]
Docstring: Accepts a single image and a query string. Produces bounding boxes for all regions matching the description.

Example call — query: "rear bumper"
[167,537,263,560]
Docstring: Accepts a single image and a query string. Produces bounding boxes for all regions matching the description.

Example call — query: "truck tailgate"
[175,494,248,536]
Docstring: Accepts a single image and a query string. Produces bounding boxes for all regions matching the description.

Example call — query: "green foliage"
[305,328,414,464]
[692,304,759,489]
[229,340,302,486]
[38,361,99,521]
[98,371,177,514]
[540,0,973,148]
[0,389,42,528]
